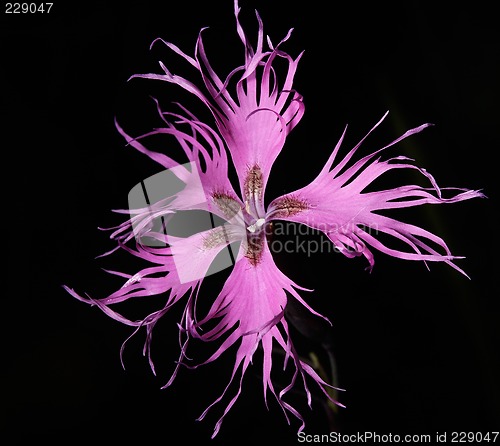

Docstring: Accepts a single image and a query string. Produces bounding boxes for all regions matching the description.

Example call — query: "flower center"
[246,217,266,233]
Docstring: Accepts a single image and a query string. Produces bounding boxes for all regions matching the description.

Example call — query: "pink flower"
[64,0,484,438]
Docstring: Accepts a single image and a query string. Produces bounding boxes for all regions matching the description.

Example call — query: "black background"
[2,1,499,444]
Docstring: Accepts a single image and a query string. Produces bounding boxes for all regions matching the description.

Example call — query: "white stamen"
[246,218,266,233]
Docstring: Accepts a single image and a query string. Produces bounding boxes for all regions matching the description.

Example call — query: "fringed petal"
[130,1,304,205]
[181,243,342,437]
[268,112,485,275]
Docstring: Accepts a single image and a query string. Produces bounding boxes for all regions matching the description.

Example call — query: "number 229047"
[5,3,53,13]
